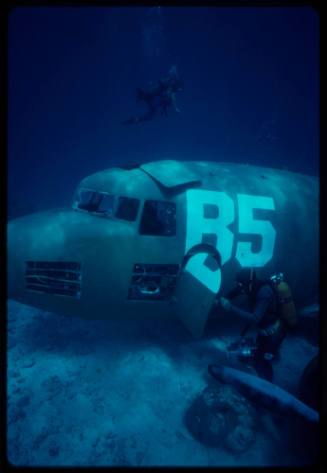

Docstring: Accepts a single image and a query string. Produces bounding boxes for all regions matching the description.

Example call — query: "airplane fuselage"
[7,160,319,336]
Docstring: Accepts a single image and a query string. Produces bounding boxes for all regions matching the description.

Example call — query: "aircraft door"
[172,243,222,338]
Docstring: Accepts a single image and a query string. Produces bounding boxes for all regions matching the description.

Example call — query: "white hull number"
[185,190,276,294]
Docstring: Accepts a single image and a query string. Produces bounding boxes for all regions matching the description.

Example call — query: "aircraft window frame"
[139,199,176,237]
[97,193,117,218]
[73,188,116,216]
[72,188,140,223]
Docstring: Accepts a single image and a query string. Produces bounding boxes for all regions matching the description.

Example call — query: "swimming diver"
[122,65,183,125]
[216,268,291,382]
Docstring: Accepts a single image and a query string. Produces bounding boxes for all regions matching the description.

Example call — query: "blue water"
[8,6,319,218]
[7,6,320,467]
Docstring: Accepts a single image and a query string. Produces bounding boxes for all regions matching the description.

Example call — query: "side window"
[97,194,116,217]
[116,197,140,222]
[139,200,176,236]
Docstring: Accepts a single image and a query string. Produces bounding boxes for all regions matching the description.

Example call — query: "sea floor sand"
[6,300,319,466]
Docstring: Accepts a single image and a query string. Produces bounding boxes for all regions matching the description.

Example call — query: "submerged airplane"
[7,160,319,337]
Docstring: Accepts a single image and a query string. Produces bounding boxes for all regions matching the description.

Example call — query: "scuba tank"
[270,272,297,328]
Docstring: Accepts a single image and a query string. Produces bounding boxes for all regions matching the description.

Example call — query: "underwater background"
[8,6,319,218]
[7,6,320,467]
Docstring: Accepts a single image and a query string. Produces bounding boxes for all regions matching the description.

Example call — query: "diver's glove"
[220,297,232,312]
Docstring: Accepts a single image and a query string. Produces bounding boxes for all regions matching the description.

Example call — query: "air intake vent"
[127,263,179,301]
[25,261,82,298]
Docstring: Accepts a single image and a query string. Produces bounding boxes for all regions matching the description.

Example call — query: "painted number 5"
[236,194,276,267]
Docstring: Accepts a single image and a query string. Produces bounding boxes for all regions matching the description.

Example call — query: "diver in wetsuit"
[122,65,183,125]
[219,268,287,382]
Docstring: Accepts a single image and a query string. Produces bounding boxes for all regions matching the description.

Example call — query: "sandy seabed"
[6,300,319,467]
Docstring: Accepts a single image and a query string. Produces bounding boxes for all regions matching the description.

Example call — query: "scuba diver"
[217,268,297,382]
[122,65,183,125]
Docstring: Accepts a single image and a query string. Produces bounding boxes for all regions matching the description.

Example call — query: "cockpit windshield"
[73,189,140,222]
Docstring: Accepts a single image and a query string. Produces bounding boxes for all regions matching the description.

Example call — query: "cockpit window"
[139,200,176,236]
[116,197,140,222]
[73,189,139,222]
[75,189,98,211]
[97,193,116,217]
[74,190,110,213]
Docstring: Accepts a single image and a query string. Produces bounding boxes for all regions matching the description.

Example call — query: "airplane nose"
[7,208,136,317]
[7,208,100,305]
[7,211,71,300]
